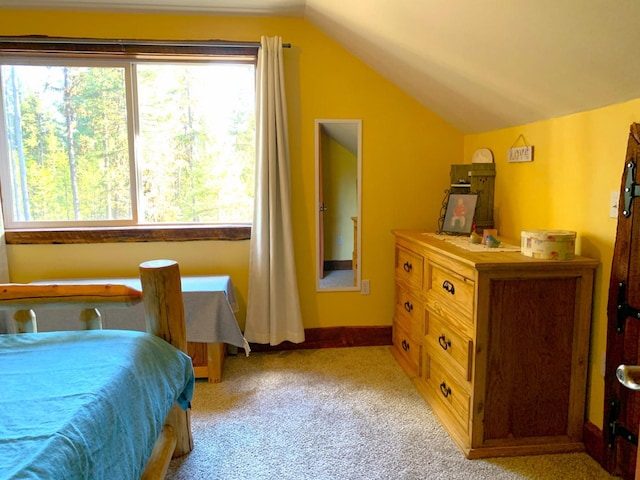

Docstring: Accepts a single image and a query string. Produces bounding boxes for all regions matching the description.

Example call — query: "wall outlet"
[337,235,343,245]
[610,191,619,218]
[361,279,370,295]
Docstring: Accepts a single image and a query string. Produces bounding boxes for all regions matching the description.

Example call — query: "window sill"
[4,225,252,245]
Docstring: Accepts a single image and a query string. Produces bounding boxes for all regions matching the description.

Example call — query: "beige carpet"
[319,270,354,289]
[167,346,616,480]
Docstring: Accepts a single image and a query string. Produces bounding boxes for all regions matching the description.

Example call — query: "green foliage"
[0,61,255,225]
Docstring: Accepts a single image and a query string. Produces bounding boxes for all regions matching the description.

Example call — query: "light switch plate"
[610,191,619,218]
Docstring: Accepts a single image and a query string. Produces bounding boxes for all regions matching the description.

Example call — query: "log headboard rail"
[0,283,143,308]
[0,283,144,333]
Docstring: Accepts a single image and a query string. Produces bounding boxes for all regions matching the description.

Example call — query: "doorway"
[603,122,640,480]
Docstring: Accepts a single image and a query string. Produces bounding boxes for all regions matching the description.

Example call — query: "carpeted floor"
[319,270,354,288]
[167,346,616,480]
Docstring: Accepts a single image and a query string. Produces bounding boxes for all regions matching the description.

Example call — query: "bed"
[0,259,194,480]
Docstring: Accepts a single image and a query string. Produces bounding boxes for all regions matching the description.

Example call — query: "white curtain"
[0,214,8,283]
[0,85,10,284]
[0,210,9,333]
[244,36,305,345]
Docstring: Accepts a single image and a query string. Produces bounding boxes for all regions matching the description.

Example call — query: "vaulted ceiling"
[1,0,638,134]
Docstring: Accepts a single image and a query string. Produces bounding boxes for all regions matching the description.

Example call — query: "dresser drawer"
[423,354,470,434]
[425,312,473,381]
[395,284,424,337]
[426,263,474,324]
[395,246,423,291]
[393,321,421,377]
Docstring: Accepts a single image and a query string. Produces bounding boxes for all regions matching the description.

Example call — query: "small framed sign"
[508,145,534,163]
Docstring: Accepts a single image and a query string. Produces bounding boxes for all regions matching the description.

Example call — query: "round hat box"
[521,230,576,260]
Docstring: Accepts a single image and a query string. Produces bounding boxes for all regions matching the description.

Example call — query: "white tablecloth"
[1,275,249,352]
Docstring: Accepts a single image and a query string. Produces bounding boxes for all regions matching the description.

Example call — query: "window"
[0,46,256,235]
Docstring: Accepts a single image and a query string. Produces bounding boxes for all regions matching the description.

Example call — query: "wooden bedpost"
[139,260,186,350]
[14,309,37,333]
[139,259,193,458]
[79,308,102,330]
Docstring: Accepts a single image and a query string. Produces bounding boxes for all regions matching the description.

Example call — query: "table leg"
[188,341,226,383]
[206,342,226,383]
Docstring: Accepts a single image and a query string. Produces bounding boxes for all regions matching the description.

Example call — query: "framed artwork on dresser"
[442,193,478,234]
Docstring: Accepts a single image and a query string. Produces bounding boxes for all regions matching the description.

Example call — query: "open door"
[317,122,325,280]
[603,123,640,479]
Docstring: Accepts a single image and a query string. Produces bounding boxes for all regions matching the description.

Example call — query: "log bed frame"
[0,259,193,480]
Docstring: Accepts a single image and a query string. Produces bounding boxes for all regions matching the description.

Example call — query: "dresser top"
[392,230,599,270]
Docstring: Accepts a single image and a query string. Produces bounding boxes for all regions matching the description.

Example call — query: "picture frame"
[441,193,479,234]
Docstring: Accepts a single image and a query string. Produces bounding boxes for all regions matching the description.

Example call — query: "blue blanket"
[0,330,194,480]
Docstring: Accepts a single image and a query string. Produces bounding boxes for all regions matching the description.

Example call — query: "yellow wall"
[464,98,640,429]
[0,12,461,333]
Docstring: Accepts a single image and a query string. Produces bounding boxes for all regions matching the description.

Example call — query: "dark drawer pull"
[403,261,413,273]
[438,334,451,351]
[401,339,410,352]
[442,280,455,295]
[404,301,413,313]
[440,381,451,398]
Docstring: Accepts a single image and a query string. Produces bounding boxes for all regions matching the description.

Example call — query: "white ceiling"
[320,121,359,155]
[1,0,639,133]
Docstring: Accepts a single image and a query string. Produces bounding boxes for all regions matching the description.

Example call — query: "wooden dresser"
[390,230,598,458]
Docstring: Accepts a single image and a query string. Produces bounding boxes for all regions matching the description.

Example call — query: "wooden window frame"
[0,36,257,244]
[4,225,251,244]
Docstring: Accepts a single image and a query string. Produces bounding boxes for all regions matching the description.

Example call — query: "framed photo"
[442,193,478,234]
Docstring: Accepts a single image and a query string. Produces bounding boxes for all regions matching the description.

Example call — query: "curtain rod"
[0,36,291,48]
